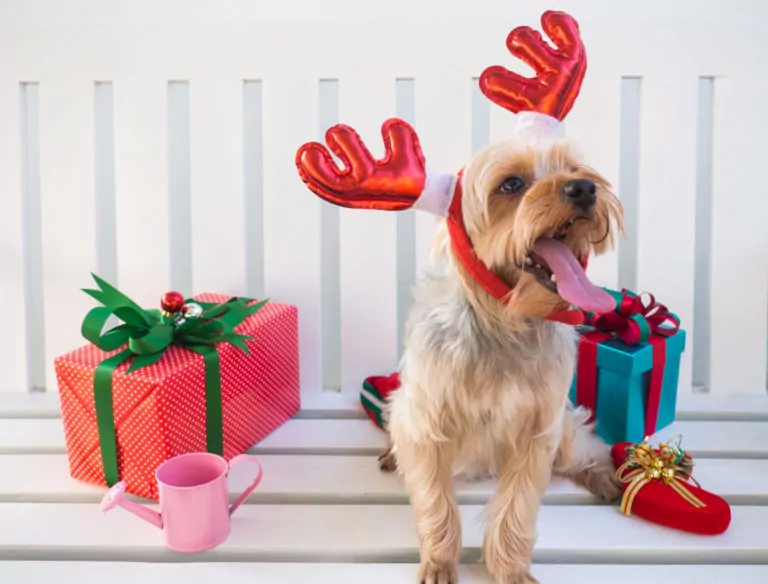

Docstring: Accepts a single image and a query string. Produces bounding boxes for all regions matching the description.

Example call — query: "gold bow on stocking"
[615,435,706,516]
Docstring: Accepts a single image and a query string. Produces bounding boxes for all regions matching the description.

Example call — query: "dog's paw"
[378,447,397,472]
[581,460,621,502]
[418,561,458,584]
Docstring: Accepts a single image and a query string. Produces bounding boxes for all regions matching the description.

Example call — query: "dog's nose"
[563,179,597,209]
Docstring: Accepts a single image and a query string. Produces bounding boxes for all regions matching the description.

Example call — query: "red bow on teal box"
[569,289,686,445]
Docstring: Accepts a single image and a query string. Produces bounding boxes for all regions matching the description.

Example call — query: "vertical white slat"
[38,80,97,391]
[617,77,642,293]
[413,73,472,277]
[338,74,398,393]
[93,83,118,286]
[18,83,45,392]
[710,74,768,394]
[190,76,245,296]
[243,80,265,299]
[636,74,698,394]
[262,74,321,394]
[113,78,170,307]
[565,74,621,291]
[0,81,27,392]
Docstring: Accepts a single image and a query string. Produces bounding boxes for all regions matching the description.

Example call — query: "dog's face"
[459,138,623,319]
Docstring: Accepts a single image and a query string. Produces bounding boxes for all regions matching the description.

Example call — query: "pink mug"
[100,452,263,553]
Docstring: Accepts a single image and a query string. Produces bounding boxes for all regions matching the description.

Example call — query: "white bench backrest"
[1,0,766,396]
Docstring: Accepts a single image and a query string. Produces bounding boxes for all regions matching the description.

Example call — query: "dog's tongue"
[531,237,616,313]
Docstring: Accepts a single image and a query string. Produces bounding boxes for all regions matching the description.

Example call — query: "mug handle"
[228,454,264,516]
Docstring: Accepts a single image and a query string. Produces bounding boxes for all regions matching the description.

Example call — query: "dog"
[379,135,624,584]
[294,11,624,583]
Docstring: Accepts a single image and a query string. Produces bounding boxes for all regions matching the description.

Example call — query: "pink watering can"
[100,452,263,553]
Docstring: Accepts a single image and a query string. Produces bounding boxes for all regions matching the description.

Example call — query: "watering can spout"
[101,482,163,529]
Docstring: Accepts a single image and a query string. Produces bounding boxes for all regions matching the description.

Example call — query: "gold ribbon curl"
[615,435,706,516]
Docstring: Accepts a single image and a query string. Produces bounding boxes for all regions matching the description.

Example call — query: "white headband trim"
[515,111,564,141]
[412,169,457,217]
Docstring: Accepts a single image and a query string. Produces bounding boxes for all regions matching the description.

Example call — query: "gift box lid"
[577,327,686,377]
[54,294,295,420]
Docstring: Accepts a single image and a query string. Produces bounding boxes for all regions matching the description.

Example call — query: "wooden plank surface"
[1,454,766,506]
[3,392,768,421]
[3,563,768,584]
[1,503,764,563]
[2,417,767,457]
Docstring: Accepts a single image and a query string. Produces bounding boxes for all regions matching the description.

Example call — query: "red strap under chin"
[446,173,586,326]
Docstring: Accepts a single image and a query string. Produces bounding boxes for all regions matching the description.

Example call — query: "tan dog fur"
[380,137,624,584]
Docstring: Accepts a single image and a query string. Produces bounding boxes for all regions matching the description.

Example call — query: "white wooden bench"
[2,393,768,582]
[2,1,767,582]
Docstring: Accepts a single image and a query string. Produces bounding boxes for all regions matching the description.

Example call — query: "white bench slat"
[3,392,767,421]
[2,417,767,457]
[1,454,766,506]
[38,80,98,395]
[3,562,767,584]
[1,503,764,563]
[0,81,29,393]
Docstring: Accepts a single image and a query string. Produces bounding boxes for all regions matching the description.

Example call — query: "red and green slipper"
[611,437,731,535]
[360,373,401,430]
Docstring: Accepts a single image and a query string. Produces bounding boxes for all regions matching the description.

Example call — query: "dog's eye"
[499,176,525,194]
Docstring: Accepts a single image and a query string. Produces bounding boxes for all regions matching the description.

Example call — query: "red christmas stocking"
[611,438,731,535]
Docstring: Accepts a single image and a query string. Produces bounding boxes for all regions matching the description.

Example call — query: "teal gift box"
[567,289,686,445]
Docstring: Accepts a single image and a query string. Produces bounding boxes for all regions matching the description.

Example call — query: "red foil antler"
[295,118,427,211]
[479,10,586,121]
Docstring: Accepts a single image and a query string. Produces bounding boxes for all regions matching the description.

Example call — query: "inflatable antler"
[479,10,586,121]
[296,118,427,211]
[295,118,457,216]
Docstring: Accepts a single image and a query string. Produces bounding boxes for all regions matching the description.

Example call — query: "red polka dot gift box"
[54,279,300,500]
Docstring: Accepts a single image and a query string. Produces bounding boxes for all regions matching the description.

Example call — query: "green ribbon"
[81,273,267,486]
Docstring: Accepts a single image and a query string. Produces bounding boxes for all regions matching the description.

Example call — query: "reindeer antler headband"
[295,11,594,323]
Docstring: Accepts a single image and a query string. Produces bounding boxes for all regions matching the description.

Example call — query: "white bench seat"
[4,563,768,584]
[3,503,768,564]
[1,393,768,582]
[2,454,768,506]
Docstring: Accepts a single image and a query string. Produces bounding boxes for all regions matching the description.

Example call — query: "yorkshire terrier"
[296,11,623,584]
[382,137,623,584]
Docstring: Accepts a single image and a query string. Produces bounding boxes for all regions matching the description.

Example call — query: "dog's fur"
[380,137,624,584]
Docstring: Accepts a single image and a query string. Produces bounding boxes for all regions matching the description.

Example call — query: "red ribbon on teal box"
[571,289,683,442]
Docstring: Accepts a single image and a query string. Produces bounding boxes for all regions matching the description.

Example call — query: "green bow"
[81,273,267,486]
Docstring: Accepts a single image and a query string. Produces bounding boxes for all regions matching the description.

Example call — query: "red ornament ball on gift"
[160,291,185,314]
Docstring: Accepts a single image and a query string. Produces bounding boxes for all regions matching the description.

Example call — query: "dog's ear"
[295,118,458,218]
